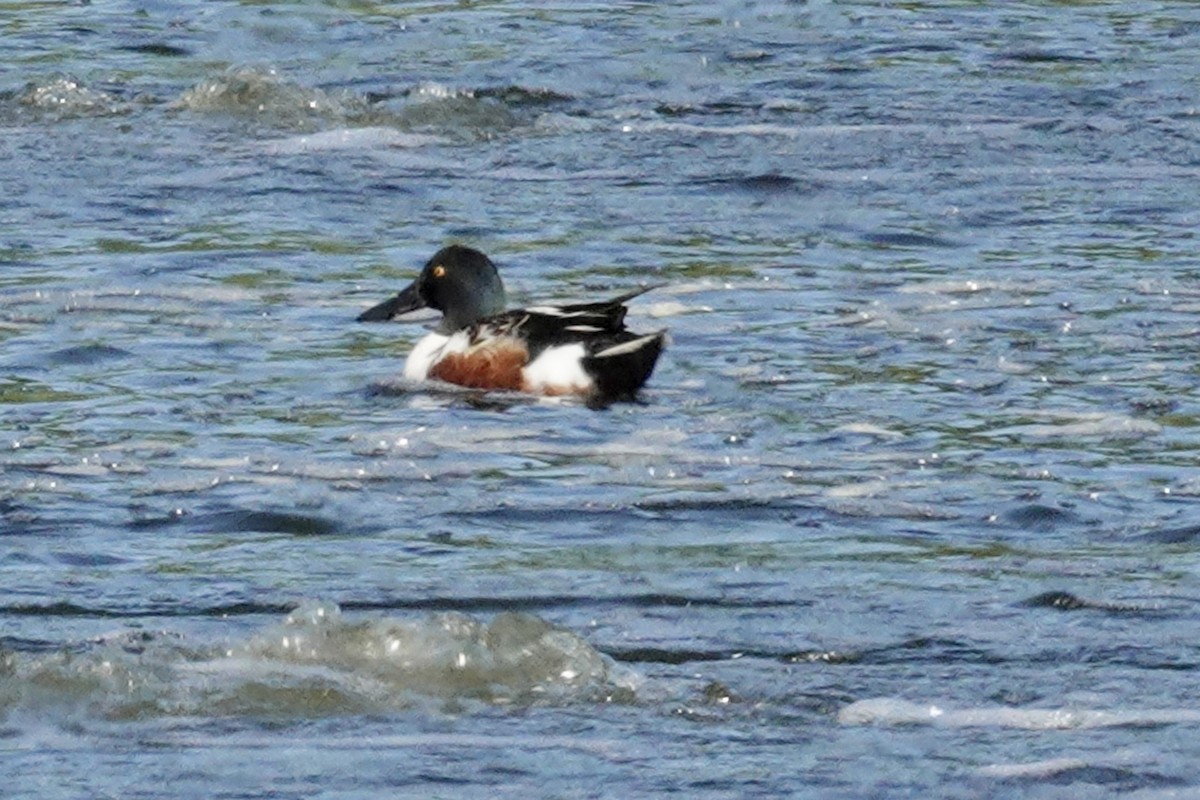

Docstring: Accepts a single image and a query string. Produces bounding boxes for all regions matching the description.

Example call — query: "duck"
[356,245,666,402]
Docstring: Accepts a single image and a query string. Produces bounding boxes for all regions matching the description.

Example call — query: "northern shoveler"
[356,245,667,402]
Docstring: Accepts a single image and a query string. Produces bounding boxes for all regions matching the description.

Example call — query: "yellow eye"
[432,264,447,278]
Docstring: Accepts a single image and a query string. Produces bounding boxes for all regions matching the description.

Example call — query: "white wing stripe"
[592,332,662,359]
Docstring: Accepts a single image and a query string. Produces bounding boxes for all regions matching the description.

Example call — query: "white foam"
[264,127,443,155]
[977,758,1089,778]
[643,300,700,318]
[839,698,1200,729]
[988,411,1162,440]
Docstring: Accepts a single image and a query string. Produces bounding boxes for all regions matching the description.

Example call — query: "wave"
[0,601,629,721]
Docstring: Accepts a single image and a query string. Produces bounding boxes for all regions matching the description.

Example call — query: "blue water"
[3,1,1200,797]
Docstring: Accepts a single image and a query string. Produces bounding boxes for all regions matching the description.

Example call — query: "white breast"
[404,331,461,380]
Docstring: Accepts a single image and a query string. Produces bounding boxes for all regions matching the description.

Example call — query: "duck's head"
[357,245,506,333]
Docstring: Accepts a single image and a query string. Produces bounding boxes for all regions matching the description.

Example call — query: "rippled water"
[4,1,1200,796]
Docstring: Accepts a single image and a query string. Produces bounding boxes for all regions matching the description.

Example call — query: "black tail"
[582,330,667,402]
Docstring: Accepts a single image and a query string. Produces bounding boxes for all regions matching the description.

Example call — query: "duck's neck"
[437,285,506,333]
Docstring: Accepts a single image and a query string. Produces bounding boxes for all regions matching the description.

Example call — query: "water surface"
[3,1,1200,797]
